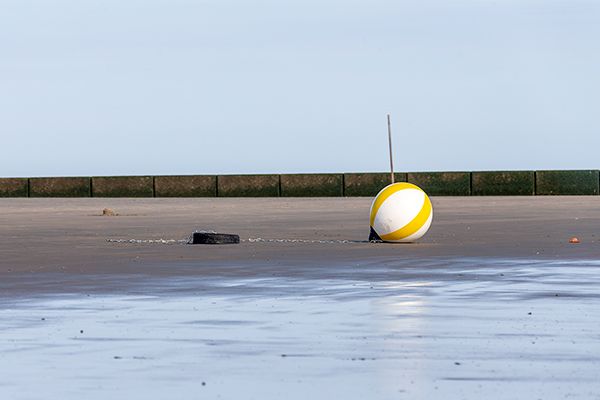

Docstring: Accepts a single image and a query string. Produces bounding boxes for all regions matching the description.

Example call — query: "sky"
[1,0,599,177]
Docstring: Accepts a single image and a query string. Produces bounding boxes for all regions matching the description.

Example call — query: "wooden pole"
[387,114,394,184]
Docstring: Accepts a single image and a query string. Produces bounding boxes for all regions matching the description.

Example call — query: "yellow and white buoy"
[369,182,433,242]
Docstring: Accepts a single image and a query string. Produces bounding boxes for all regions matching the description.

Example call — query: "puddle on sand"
[1,259,600,399]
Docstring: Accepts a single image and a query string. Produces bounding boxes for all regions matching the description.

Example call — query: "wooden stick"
[387,114,394,184]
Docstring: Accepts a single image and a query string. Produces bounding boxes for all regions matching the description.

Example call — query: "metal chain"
[106,230,201,245]
[106,238,190,244]
[106,234,375,245]
[245,238,369,244]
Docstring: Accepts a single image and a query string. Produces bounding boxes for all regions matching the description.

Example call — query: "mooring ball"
[370,182,433,243]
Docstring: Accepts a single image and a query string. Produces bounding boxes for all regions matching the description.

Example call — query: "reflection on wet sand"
[1,258,599,399]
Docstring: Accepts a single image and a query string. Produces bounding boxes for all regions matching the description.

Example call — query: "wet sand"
[1,197,599,399]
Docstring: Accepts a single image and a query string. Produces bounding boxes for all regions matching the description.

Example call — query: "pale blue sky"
[1,0,599,177]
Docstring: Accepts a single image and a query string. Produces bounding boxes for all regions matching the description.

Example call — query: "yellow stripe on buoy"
[369,182,423,226]
[379,195,432,241]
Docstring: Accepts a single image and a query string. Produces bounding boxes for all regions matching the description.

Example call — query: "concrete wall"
[30,177,91,197]
[218,175,279,197]
[280,174,343,197]
[1,170,599,197]
[472,171,535,196]
[407,172,471,196]
[92,176,154,197]
[536,170,599,195]
[0,178,28,197]
[155,175,216,197]
[344,173,406,197]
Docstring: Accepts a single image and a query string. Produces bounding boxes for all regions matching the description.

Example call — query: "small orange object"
[569,237,580,244]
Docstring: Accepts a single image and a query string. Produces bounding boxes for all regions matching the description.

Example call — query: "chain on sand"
[106,237,373,245]
[106,238,190,245]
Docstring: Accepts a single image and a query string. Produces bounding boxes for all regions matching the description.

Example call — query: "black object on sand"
[189,232,240,245]
[368,227,382,242]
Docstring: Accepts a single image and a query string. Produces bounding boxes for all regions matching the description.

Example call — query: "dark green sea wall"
[536,170,599,195]
[0,178,28,197]
[472,171,535,196]
[155,175,216,197]
[280,174,343,197]
[30,177,91,197]
[1,170,598,197]
[407,172,471,196]
[218,175,279,197]
[92,176,154,197]
[343,173,407,197]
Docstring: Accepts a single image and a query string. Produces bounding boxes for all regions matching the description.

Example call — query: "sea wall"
[1,170,598,197]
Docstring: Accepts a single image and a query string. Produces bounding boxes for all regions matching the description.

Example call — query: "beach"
[1,197,599,399]
[1,196,599,277]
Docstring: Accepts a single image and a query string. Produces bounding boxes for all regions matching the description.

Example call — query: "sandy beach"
[1,196,599,279]
[1,197,599,399]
